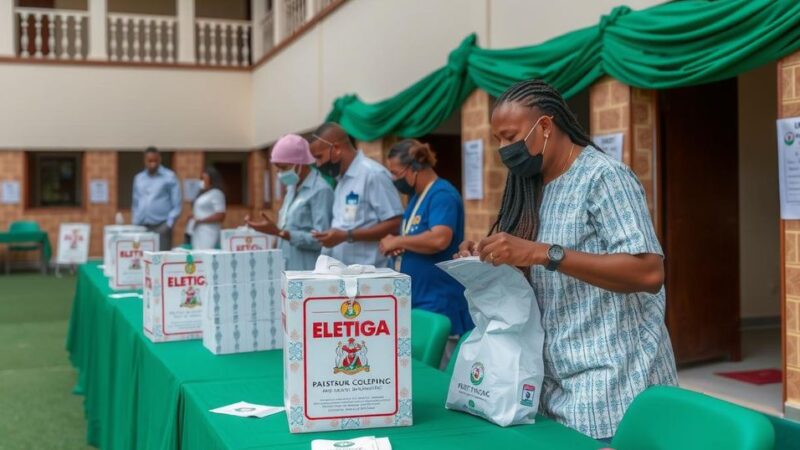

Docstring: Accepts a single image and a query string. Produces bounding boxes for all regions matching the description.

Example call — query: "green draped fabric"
[325,0,800,141]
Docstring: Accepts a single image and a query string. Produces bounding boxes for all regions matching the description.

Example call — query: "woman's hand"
[454,240,478,258]
[476,232,547,267]
[379,234,404,256]
[244,212,281,236]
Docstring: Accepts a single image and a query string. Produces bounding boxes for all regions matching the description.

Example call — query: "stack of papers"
[209,401,284,418]
[311,436,391,450]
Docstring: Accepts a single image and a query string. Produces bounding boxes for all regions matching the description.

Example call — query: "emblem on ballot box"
[180,261,201,308]
[334,338,369,375]
[128,240,142,270]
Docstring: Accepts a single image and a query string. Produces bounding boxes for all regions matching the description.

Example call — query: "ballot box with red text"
[142,251,206,343]
[281,256,413,433]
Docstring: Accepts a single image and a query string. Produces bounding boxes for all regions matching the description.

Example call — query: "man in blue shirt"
[309,123,403,267]
[132,147,181,250]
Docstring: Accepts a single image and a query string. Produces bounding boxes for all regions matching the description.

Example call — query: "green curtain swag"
[325,0,800,141]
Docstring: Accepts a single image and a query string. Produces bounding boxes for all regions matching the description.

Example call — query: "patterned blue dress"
[532,147,677,439]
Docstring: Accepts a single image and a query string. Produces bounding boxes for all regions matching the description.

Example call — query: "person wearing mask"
[309,123,403,267]
[188,166,226,250]
[132,146,181,250]
[379,139,474,337]
[455,79,677,441]
[245,134,334,270]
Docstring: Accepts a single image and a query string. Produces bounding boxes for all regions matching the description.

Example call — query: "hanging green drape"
[325,0,800,142]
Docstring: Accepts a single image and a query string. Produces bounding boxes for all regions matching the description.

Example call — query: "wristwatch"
[545,244,565,272]
[347,229,355,243]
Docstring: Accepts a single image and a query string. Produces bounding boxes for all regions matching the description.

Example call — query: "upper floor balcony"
[0,0,344,68]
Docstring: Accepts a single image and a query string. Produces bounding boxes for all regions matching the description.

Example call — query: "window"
[117,151,173,209]
[27,152,83,208]
[205,152,250,206]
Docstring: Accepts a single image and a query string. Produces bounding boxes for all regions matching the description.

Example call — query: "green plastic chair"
[612,386,775,450]
[444,329,472,375]
[5,221,44,274]
[411,309,451,367]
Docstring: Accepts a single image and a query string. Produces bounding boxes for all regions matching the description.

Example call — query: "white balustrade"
[15,7,89,60]
[195,18,252,67]
[260,9,275,56]
[107,13,177,63]
[284,0,306,36]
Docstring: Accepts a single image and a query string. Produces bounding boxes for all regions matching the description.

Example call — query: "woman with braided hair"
[456,79,677,440]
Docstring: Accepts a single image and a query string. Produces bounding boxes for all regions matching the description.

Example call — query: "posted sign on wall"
[777,117,800,219]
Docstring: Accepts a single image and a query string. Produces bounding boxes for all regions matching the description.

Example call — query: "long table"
[66,262,601,450]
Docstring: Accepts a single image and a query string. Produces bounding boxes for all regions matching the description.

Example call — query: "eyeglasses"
[311,134,336,147]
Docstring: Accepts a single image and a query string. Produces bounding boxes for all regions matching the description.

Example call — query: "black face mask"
[499,117,548,178]
[393,177,415,196]
[393,168,416,196]
[316,146,341,178]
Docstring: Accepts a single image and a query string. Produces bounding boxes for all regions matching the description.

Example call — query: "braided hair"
[490,80,594,242]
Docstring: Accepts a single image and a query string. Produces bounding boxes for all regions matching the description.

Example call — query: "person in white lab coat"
[189,166,226,249]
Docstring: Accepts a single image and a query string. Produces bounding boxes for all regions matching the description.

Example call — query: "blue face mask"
[278,167,300,186]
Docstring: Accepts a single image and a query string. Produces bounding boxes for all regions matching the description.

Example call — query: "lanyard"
[401,179,436,236]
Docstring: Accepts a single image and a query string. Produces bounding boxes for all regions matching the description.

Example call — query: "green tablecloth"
[181,372,601,450]
[0,230,52,263]
[66,262,601,450]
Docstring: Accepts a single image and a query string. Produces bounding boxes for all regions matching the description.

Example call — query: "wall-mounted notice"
[778,117,800,219]
[462,139,484,200]
[592,132,624,162]
[1,181,20,204]
[89,179,110,204]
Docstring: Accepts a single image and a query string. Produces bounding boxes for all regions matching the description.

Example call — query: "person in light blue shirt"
[457,80,677,440]
[246,134,334,270]
[132,147,182,250]
[309,123,403,267]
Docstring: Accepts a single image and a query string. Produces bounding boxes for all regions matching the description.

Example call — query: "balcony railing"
[108,13,177,63]
[16,7,89,60]
[196,18,251,67]
[5,1,345,66]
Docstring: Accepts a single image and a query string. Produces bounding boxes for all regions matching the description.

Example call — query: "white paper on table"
[311,436,392,450]
[209,401,284,418]
[109,292,142,299]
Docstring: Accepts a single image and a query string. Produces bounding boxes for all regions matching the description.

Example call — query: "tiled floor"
[678,328,783,416]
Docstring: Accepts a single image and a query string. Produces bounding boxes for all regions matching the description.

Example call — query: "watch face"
[548,245,565,261]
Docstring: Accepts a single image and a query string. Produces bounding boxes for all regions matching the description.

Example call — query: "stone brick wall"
[0,151,118,263]
[590,77,659,235]
[0,149,269,265]
[780,50,800,411]
[461,89,503,243]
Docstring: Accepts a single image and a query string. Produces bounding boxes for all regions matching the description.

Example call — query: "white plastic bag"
[437,257,544,427]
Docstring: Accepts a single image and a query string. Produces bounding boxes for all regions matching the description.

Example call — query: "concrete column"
[0,0,15,57]
[779,49,800,420]
[87,0,107,60]
[176,0,195,64]
[251,0,266,60]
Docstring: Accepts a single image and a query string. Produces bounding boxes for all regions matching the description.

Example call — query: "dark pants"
[145,222,172,251]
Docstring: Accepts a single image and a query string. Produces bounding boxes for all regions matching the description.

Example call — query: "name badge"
[343,191,359,225]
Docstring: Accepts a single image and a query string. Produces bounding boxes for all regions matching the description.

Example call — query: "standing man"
[310,123,403,267]
[132,147,181,250]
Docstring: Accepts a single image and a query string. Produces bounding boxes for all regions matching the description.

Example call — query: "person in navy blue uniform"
[379,139,474,337]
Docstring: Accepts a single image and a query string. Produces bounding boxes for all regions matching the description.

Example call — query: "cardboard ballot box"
[198,249,284,355]
[103,225,146,277]
[142,251,206,343]
[220,227,274,252]
[108,232,159,291]
[282,257,413,433]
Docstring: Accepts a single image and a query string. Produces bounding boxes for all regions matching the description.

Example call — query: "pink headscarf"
[270,134,314,165]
